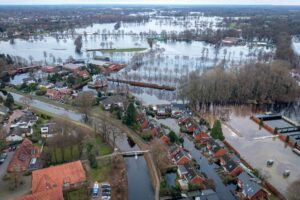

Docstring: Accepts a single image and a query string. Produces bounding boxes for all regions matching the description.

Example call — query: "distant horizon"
[0,0,300,6]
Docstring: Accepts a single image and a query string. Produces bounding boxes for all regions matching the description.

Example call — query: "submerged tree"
[74,35,83,53]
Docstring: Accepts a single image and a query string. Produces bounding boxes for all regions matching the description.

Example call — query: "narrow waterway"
[10,92,155,200]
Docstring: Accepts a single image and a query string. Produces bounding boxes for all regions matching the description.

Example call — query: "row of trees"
[179,61,299,109]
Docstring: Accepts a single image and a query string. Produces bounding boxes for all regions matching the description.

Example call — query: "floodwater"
[10,92,155,200]
[157,118,235,200]
[0,18,274,104]
[223,114,300,197]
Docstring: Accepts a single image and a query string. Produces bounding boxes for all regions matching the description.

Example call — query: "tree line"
[179,61,299,110]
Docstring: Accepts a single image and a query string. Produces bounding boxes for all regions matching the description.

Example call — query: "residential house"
[171,103,187,118]
[0,105,9,116]
[160,128,171,144]
[186,121,198,134]
[88,74,108,88]
[42,66,60,73]
[156,104,171,118]
[10,110,38,128]
[220,154,243,177]
[237,172,268,200]
[173,150,192,165]
[148,120,160,137]
[177,164,205,185]
[169,145,183,157]
[193,127,209,143]
[45,88,72,100]
[99,94,126,110]
[206,138,227,158]
[74,69,90,79]
[40,123,60,138]
[16,161,86,200]
[63,63,84,72]
[140,118,149,129]
[7,139,41,173]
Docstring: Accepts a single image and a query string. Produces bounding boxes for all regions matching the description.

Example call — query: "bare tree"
[75,91,95,123]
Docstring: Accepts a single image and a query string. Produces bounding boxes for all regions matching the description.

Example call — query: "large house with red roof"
[7,139,41,173]
[15,161,86,200]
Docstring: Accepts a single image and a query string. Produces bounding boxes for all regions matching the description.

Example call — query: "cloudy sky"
[0,0,300,5]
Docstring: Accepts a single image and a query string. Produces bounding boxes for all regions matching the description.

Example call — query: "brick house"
[206,138,227,158]
[194,132,209,143]
[16,161,86,200]
[173,150,192,165]
[237,172,268,200]
[160,135,170,144]
[7,139,41,173]
[220,155,243,177]
[177,164,205,185]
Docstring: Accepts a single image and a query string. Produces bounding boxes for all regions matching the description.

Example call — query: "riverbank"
[9,91,158,200]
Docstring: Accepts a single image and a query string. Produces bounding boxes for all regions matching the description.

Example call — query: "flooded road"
[10,92,155,200]
[157,118,235,200]
[223,114,300,197]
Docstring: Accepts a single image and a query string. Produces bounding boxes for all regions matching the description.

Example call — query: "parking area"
[223,114,300,196]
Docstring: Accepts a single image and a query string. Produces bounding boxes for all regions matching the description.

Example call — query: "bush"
[142,131,152,141]
[36,88,47,96]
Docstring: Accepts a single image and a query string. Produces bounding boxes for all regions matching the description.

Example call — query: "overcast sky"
[0,0,300,5]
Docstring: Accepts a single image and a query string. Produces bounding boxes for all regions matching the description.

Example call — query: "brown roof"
[7,139,40,173]
[14,187,64,200]
[32,161,86,193]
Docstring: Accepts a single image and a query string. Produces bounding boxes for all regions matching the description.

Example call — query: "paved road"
[0,151,14,178]
[11,92,158,200]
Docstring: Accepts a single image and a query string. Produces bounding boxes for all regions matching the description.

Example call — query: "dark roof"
[200,189,220,200]
[184,163,201,182]
[207,138,221,153]
[174,150,191,162]
[221,155,238,172]
[18,111,38,124]
[100,95,126,106]
[238,172,263,198]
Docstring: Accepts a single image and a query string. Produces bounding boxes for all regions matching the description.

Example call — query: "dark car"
[0,153,7,159]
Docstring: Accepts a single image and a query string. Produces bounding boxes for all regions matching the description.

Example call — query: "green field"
[88,158,112,182]
[87,48,147,53]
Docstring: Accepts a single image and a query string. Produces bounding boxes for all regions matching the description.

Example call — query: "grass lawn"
[88,47,147,53]
[65,187,89,200]
[88,158,112,182]
[98,139,112,155]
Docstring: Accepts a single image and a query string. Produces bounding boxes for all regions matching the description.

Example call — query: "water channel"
[10,93,155,200]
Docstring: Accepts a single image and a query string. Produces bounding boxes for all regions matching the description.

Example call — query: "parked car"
[0,152,7,159]
[101,183,111,200]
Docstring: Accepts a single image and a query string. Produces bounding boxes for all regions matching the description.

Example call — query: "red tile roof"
[7,139,40,173]
[32,161,86,193]
[15,187,64,200]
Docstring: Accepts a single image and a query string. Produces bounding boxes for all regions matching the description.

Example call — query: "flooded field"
[223,114,300,196]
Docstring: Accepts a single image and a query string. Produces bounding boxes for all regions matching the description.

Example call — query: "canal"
[10,93,155,200]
